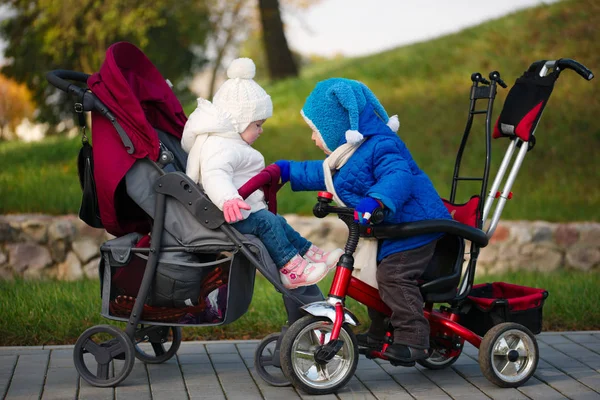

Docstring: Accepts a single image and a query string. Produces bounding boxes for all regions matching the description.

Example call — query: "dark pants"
[368,239,438,349]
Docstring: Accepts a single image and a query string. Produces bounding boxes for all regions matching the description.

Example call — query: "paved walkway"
[1,331,599,400]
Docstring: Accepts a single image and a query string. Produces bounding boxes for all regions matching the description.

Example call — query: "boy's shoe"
[280,255,328,289]
[303,245,344,270]
[356,332,385,350]
[384,343,429,366]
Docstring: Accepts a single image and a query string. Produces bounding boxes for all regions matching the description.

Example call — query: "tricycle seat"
[418,234,464,303]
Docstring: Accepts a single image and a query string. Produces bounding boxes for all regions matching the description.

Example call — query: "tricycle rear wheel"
[479,322,538,387]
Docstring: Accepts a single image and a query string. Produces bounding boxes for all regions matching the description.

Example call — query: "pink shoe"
[303,245,344,270]
[280,254,329,289]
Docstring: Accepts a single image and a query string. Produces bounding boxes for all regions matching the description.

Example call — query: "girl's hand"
[223,198,251,223]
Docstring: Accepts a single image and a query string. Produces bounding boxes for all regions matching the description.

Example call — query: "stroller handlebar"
[46,70,91,94]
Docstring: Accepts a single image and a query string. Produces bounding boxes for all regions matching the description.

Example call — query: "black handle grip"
[370,208,385,224]
[556,58,594,81]
[471,72,490,85]
[46,70,90,94]
[489,71,507,88]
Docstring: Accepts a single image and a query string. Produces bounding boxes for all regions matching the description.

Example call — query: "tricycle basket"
[460,282,548,336]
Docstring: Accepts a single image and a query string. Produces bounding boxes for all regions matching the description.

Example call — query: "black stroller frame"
[46,70,322,387]
[47,57,593,390]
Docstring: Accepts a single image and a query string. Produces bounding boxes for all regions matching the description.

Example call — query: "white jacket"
[182,99,266,218]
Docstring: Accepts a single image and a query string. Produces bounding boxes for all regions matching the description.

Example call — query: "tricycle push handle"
[556,58,594,81]
[489,71,507,88]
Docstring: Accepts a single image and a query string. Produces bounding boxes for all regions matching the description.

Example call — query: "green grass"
[1,0,599,221]
[0,270,597,346]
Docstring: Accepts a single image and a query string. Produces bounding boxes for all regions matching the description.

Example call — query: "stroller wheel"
[280,316,358,395]
[254,332,291,387]
[479,322,539,388]
[134,325,182,364]
[73,324,135,387]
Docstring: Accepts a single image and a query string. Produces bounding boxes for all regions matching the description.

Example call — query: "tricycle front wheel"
[280,316,358,395]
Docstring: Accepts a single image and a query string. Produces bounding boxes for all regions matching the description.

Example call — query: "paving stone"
[151,390,189,400]
[549,342,600,369]
[210,352,245,363]
[177,353,210,365]
[359,378,414,400]
[355,365,391,381]
[78,379,115,399]
[0,347,46,356]
[564,333,600,344]
[189,393,226,400]
[537,334,572,345]
[565,367,600,393]
[41,367,79,400]
[380,365,451,399]
[535,367,599,399]
[460,376,529,399]
[417,366,488,399]
[517,376,569,399]
[48,349,74,369]
[147,359,186,394]
[206,343,238,354]
[4,353,49,399]
[451,363,483,378]
[0,355,17,397]
[538,342,591,370]
[178,342,207,355]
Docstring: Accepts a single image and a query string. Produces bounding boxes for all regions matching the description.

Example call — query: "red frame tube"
[343,274,482,349]
[330,303,344,341]
[328,267,353,298]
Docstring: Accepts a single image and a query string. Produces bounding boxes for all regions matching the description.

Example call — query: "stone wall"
[1,214,599,280]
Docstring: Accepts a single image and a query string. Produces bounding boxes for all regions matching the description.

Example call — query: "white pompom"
[387,114,400,132]
[227,58,256,79]
[345,130,364,145]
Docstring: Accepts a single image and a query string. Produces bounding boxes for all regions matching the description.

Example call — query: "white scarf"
[323,143,380,289]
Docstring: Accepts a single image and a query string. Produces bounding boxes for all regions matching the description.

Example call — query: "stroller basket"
[460,282,549,336]
[99,233,256,327]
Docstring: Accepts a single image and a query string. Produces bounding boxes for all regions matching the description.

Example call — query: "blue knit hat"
[301,78,399,152]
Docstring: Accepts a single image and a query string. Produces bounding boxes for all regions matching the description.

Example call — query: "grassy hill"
[1,0,598,221]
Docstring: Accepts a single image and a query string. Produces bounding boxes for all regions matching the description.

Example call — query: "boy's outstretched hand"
[354,197,383,225]
[274,160,290,184]
[223,198,251,223]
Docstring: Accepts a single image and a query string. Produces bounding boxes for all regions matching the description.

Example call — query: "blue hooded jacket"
[290,100,451,261]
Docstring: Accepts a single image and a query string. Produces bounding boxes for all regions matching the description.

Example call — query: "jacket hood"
[181,98,243,153]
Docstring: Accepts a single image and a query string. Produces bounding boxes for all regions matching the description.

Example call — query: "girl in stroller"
[181,58,343,289]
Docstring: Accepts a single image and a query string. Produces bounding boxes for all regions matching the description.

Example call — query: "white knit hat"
[213,58,273,133]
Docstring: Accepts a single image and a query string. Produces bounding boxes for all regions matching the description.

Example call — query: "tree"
[203,0,320,98]
[0,0,212,125]
[0,73,34,139]
[258,0,298,80]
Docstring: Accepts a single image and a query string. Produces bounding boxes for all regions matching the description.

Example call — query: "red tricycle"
[254,58,593,395]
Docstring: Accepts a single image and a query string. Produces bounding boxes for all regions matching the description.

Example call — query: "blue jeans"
[232,209,311,268]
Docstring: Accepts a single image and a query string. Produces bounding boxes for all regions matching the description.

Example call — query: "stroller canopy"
[87,42,187,236]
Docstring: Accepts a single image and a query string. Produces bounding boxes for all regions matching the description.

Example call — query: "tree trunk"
[258,0,298,80]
